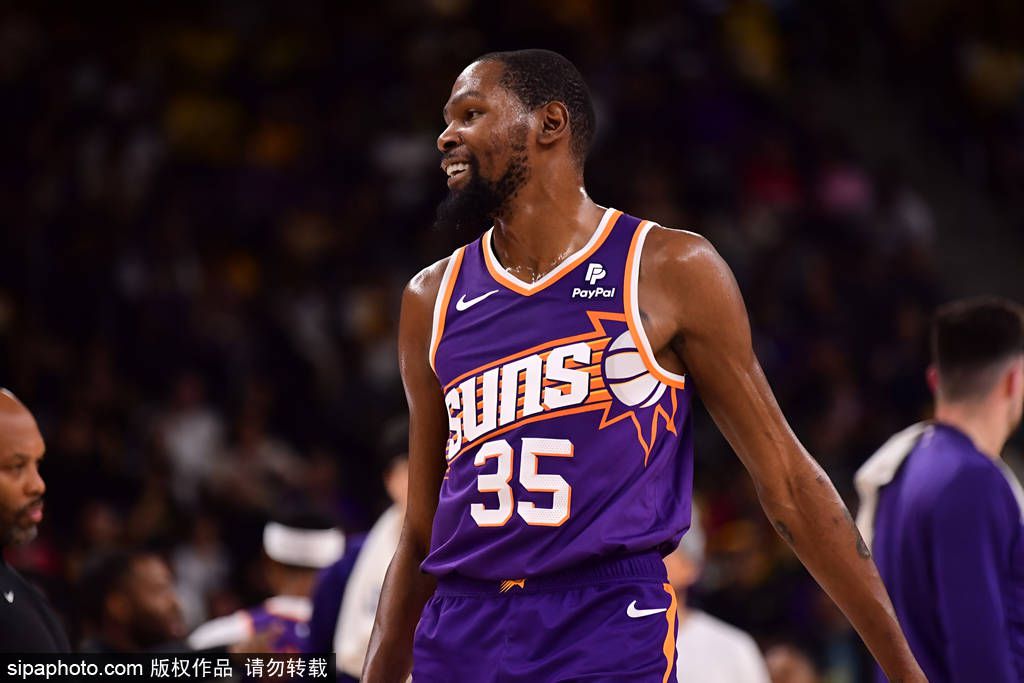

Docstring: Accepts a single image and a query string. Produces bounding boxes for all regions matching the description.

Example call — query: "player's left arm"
[641,227,925,683]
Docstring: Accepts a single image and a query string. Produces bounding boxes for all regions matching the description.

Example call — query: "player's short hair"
[476,49,596,167]
[932,297,1024,402]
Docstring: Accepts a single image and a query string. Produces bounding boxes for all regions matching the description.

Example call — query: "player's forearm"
[758,458,925,683]
[361,537,436,683]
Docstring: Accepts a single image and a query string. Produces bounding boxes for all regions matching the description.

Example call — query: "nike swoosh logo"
[626,600,667,618]
[455,290,499,311]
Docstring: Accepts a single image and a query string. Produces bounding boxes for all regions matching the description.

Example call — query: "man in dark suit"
[0,388,69,652]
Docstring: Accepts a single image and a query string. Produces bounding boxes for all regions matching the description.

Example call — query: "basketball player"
[363,50,925,682]
[188,512,345,653]
[856,298,1024,682]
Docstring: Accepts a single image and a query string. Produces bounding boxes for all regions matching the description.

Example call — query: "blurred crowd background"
[1,1,1022,681]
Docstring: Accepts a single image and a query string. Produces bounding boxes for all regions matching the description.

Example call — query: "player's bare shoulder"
[405,256,451,310]
[640,224,737,318]
[400,255,453,359]
[636,223,749,362]
[641,224,726,287]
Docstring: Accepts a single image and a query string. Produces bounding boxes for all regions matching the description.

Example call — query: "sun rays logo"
[441,311,682,468]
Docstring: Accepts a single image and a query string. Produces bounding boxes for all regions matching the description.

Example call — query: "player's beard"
[0,502,39,546]
[434,130,530,233]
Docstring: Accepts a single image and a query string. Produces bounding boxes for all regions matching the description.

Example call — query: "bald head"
[0,387,36,425]
[0,389,46,546]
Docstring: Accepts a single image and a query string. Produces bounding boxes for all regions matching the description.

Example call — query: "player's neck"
[490,178,604,283]
[933,402,1009,460]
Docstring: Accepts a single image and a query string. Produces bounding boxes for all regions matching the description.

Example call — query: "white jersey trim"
[625,221,687,389]
[428,247,466,375]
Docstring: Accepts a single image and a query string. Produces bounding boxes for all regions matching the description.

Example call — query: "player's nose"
[437,121,460,153]
[25,463,44,497]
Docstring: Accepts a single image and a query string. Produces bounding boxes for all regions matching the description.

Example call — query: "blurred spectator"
[665,507,770,683]
[172,515,231,630]
[156,372,225,510]
[207,410,307,516]
[333,419,408,679]
[77,549,187,652]
[188,512,344,653]
[766,644,821,683]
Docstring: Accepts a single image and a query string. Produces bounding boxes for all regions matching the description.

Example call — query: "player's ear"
[925,365,940,397]
[1003,356,1024,398]
[536,101,570,148]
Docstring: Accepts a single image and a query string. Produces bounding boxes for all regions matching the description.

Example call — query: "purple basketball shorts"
[412,551,678,682]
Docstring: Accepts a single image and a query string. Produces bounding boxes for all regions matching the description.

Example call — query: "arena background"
[2,1,1023,680]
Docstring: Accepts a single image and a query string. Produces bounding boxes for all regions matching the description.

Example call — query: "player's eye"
[465,110,482,121]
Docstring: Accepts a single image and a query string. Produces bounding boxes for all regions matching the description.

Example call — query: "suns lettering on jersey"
[442,311,682,467]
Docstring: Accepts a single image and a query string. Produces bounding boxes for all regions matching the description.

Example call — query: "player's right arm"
[362,259,450,683]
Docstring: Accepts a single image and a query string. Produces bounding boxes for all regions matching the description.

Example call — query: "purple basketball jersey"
[424,208,694,580]
[245,597,311,653]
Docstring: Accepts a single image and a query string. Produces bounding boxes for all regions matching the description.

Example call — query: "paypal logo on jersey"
[573,262,615,299]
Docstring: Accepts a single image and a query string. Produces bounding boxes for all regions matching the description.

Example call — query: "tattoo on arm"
[775,512,870,559]
[817,472,872,560]
[844,508,872,559]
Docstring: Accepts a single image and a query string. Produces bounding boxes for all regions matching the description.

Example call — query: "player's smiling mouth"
[442,157,473,188]
[446,163,470,188]
[445,162,469,178]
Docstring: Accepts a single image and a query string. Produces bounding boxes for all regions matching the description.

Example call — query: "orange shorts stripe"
[661,583,678,683]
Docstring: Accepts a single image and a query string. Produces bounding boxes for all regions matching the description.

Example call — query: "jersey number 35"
[471,437,573,528]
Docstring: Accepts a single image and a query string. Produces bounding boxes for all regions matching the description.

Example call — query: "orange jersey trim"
[429,247,466,375]
[624,221,687,389]
[662,583,679,683]
[482,208,623,296]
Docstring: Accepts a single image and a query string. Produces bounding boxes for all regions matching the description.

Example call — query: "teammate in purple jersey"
[856,298,1024,682]
[362,50,925,683]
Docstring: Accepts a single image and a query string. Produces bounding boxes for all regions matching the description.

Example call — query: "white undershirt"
[676,610,770,683]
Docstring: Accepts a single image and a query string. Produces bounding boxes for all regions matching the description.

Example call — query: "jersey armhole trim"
[624,221,687,389]
[429,246,466,376]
